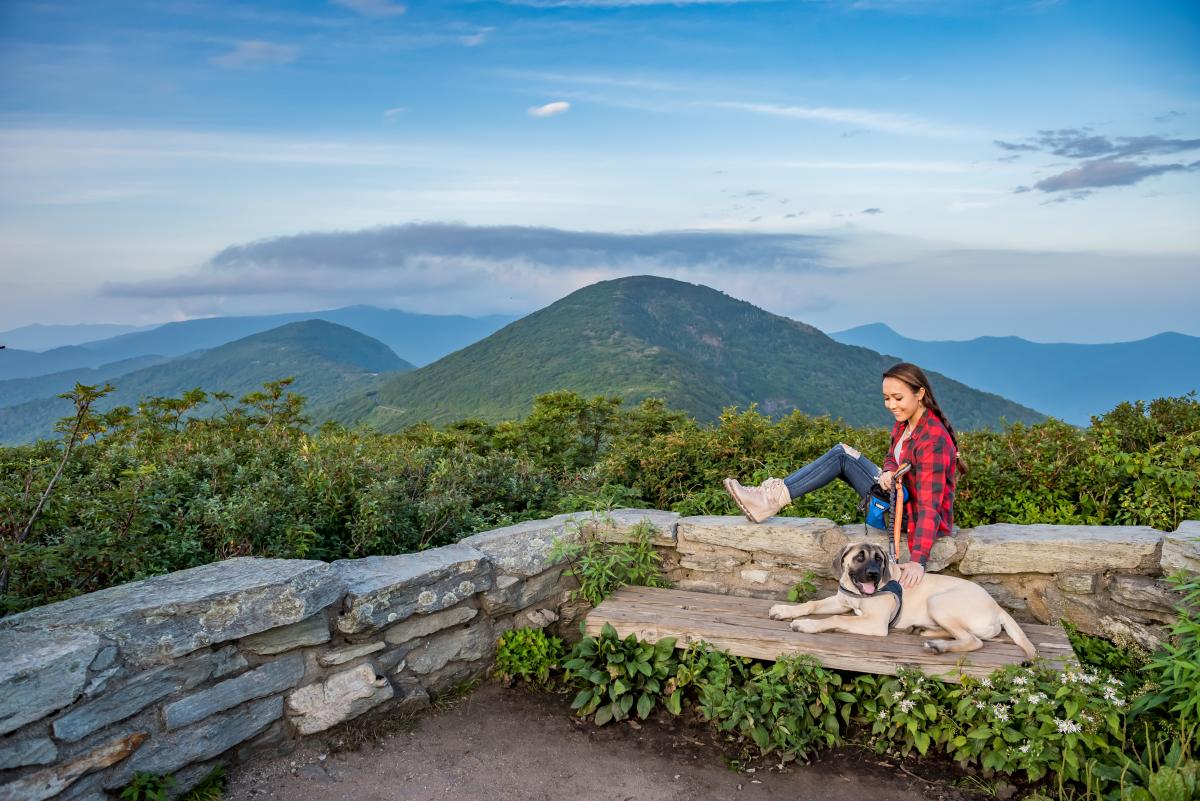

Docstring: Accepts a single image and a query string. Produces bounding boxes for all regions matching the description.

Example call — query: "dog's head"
[832,542,892,596]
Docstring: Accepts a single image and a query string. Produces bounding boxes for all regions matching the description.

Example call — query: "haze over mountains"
[2,275,1191,445]
[0,321,412,444]
[0,306,518,381]
[322,276,1042,432]
[831,324,1200,426]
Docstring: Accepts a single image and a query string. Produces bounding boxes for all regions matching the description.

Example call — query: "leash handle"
[891,462,912,561]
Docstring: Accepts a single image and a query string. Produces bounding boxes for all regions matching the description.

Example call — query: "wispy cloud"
[528,101,571,117]
[501,0,770,6]
[459,27,496,47]
[331,0,407,17]
[711,101,958,137]
[1030,158,1198,192]
[211,40,299,68]
[1001,127,1200,197]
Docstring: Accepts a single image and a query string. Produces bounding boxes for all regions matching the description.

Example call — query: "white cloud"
[711,100,959,137]
[211,40,299,69]
[459,27,496,47]
[383,107,407,119]
[331,0,407,17]
[528,101,571,117]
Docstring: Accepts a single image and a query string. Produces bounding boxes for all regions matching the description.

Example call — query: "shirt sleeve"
[906,432,952,566]
[882,422,901,473]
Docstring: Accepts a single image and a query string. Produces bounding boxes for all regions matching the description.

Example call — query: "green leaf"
[594,704,614,726]
[637,693,653,720]
[570,689,593,710]
[914,731,930,755]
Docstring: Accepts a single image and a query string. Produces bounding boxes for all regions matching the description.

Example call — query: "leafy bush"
[550,517,669,606]
[494,626,565,686]
[1131,571,1200,738]
[564,622,680,725]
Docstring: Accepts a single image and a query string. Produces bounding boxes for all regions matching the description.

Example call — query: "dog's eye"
[854,553,864,562]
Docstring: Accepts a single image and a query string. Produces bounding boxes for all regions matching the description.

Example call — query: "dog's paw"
[923,640,944,654]
[768,603,794,620]
[790,619,821,634]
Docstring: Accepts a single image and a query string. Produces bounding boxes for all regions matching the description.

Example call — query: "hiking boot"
[722,477,791,523]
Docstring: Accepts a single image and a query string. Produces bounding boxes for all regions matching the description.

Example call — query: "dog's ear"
[878,546,893,585]
[831,545,850,578]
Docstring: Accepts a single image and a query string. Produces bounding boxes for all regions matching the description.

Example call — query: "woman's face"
[882,376,925,423]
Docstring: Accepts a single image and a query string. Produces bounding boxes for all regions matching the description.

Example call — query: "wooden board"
[584,586,1076,682]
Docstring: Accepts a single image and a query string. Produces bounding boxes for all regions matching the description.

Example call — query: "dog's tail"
[999,610,1038,661]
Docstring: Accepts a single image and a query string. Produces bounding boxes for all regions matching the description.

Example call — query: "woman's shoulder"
[915,411,953,444]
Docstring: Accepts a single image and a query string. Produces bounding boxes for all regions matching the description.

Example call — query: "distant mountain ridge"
[322,276,1043,432]
[0,306,517,381]
[0,323,151,351]
[829,323,1200,425]
[0,321,412,444]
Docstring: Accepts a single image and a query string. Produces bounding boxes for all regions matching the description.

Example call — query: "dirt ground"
[224,681,986,801]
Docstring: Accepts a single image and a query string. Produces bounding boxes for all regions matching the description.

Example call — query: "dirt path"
[225,682,974,801]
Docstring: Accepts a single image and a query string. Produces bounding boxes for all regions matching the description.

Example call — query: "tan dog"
[768,542,1037,659]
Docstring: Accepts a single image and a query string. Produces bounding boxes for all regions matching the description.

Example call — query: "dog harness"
[838,579,904,628]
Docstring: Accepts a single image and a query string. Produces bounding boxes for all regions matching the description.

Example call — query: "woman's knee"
[837,442,862,460]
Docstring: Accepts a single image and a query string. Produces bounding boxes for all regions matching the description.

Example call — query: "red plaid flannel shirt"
[882,411,957,566]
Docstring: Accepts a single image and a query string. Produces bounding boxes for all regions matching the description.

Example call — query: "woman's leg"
[782,443,881,500]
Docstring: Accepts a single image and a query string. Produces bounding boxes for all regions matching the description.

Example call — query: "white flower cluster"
[898,698,916,713]
[979,677,993,688]
[1018,742,1032,754]
[992,703,1010,723]
[893,690,906,701]
[1025,692,1048,705]
[1055,718,1082,734]
[1102,686,1126,707]
[1011,675,1029,687]
[974,699,987,710]
[1060,670,1099,685]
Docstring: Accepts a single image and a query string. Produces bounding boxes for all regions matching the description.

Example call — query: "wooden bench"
[585,586,1076,682]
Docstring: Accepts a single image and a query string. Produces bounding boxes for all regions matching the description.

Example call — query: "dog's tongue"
[860,581,877,595]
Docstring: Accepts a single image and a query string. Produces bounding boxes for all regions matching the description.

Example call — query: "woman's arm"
[882,421,901,473]
[906,434,953,567]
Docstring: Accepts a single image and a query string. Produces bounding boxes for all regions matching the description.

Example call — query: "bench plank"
[584,586,1075,682]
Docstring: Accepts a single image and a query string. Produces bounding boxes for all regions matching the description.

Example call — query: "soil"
[224,682,989,801]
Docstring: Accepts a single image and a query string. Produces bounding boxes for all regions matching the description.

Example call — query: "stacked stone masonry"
[0,510,1195,800]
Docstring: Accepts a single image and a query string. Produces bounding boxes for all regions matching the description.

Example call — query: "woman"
[722,362,963,589]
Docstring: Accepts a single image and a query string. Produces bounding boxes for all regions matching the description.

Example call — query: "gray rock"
[168,761,225,799]
[113,695,282,785]
[418,659,489,695]
[1162,521,1200,575]
[317,642,386,667]
[82,666,123,698]
[89,646,118,673]
[405,619,494,675]
[392,676,431,715]
[459,515,580,578]
[680,553,747,572]
[478,567,565,616]
[959,524,1162,575]
[163,654,305,730]
[235,721,292,763]
[286,665,393,735]
[240,613,331,656]
[335,544,491,635]
[0,558,342,668]
[0,735,57,770]
[0,629,98,736]
[377,642,416,674]
[383,604,478,646]
[570,508,679,546]
[1056,573,1098,594]
[1109,575,1181,621]
[53,652,214,742]
[678,516,846,573]
[675,579,727,594]
[212,645,248,678]
[0,730,147,801]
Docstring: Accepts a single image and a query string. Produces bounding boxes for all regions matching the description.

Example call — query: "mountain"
[321,276,1044,432]
[829,324,1200,425]
[0,306,517,381]
[0,323,150,352]
[0,321,413,444]
[0,355,173,408]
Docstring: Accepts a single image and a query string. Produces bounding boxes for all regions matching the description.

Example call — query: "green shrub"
[550,517,668,606]
[564,622,680,725]
[1131,571,1200,738]
[494,627,565,686]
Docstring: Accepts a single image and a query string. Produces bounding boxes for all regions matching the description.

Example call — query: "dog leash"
[890,461,912,562]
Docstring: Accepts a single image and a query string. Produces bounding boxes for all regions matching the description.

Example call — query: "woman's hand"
[898,561,925,588]
[878,470,894,491]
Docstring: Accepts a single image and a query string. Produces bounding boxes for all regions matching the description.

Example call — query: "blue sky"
[1,0,1197,342]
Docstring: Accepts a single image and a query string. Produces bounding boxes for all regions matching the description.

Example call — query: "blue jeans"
[782,443,881,501]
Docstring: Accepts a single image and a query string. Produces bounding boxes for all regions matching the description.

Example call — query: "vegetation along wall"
[1,510,1196,801]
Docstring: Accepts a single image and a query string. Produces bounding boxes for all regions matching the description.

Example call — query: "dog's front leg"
[790,613,889,636]
[769,594,851,621]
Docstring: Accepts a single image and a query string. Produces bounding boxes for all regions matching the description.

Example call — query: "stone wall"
[1,512,1196,800]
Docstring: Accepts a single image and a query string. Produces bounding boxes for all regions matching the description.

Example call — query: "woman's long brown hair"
[883,362,968,475]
